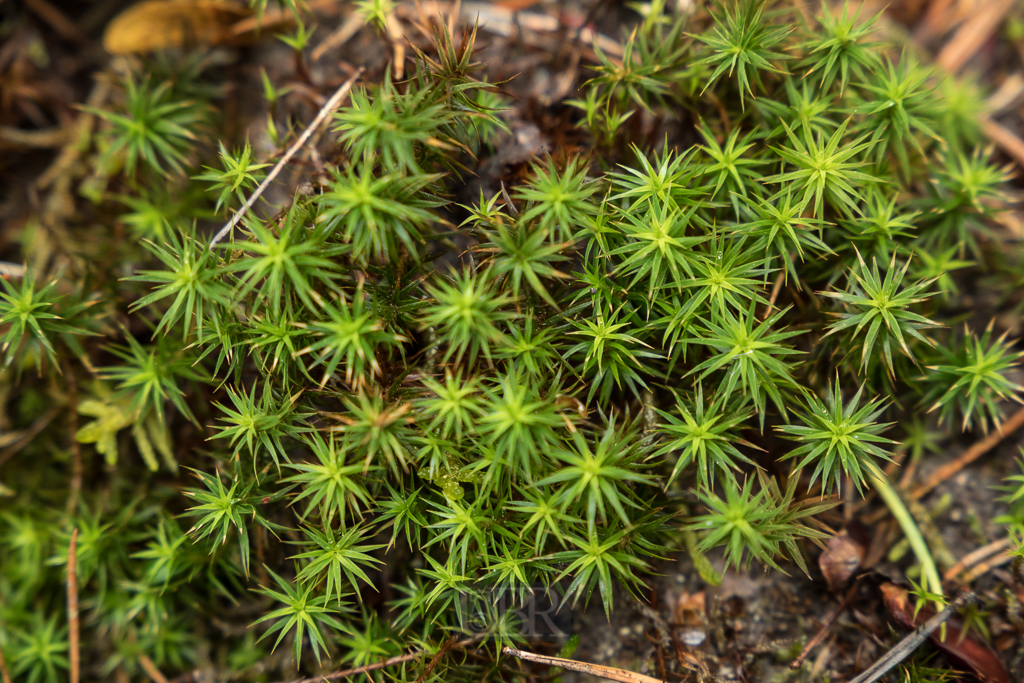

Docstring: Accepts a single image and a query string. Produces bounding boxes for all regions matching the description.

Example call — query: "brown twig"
[960,550,1015,584]
[764,269,785,318]
[502,646,665,683]
[385,12,407,80]
[944,537,1015,582]
[790,580,859,670]
[936,0,1016,74]
[0,125,69,148]
[915,0,959,43]
[311,12,364,61]
[0,640,12,683]
[271,637,483,683]
[139,655,170,683]
[847,591,975,683]
[911,404,1024,500]
[982,117,1024,169]
[413,636,457,683]
[208,69,363,250]
[68,528,80,683]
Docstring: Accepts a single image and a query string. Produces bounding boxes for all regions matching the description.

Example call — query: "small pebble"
[618,626,632,638]
[950,508,963,522]
[681,629,706,647]
[675,573,687,584]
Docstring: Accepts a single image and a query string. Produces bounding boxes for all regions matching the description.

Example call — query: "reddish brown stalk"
[67,528,80,683]
[0,639,13,683]
[911,404,1024,500]
[272,637,483,683]
[945,537,1015,581]
[139,655,170,683]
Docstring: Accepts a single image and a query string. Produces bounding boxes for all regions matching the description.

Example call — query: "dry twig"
[413,637,458,683]
[911,404,1024,500]
[312,12,364,61]
[271,637,483,683]
[0,640,12,683]
[68,528,80,683]
[0,126,69,148]
[945,537,1015,581]
[502,646,664,683]
[960,550,1015,584]
[982,117,1024,169]
[139,654,170,683]
[208,69,364,250]
[936,0,1016,73]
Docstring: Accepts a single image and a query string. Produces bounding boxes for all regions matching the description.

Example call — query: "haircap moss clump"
[2,0,1023,680]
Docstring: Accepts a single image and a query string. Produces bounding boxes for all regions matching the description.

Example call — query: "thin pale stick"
[502,646,664,683]
[848,591,974,683]
[961,550,1015,584]
[139,655,170,683]
[385,13,407,79]
[945,537,1015,581]
[208,69,363,250]
[0,262,25,278]
[982,117,1024,169]
[272,637,482,683]
[0,125,68,147]
[68,528,80,683]
[311,13,363,61]
[911,404,1024,500]
[763,269,785,318]
[936,0,1016,73]
[0,640,12,683]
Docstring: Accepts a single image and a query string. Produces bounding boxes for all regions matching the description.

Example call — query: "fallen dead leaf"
[881,583,1011,683]
[103,0,250,54]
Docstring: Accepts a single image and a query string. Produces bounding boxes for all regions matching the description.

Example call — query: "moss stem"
[867,461,944,606]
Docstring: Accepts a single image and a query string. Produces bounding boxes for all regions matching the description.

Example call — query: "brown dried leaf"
[819,530,866,593]
[103,0,250,55]
[881,583,1011,683]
